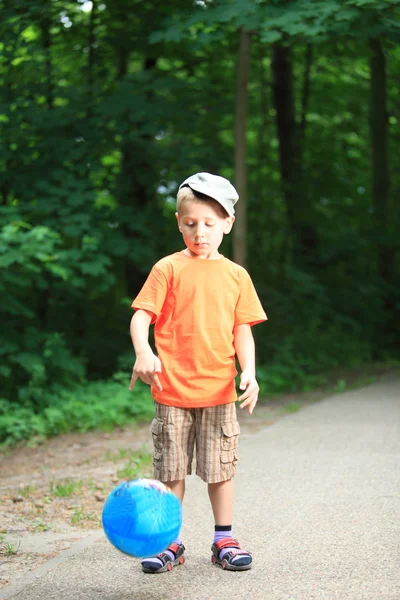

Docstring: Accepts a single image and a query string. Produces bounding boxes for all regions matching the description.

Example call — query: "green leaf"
[260,29,282,43]
[335,8,361,20]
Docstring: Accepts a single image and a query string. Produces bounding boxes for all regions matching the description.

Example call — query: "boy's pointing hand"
[237,372,259,415]
[129,352,163,392]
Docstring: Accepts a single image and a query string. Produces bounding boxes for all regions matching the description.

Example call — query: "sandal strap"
[157,542,183,561]
[225,548,252,557]
[154,552,172,565]
[167,542,180,556]
[214,537,240,551]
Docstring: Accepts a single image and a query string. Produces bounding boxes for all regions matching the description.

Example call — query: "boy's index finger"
[129,372,139,391]
[152,373,163,392]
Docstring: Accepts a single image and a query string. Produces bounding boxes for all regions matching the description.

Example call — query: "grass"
[103,446,153,479]
[333,375,378,394]
[17,484,37,498]
[71,509,99,526]
[0,535,20,556]
[115,449,153,480]
[32,518,51,533]
[284,401,302,414]
[104,448,134,463]
[88,480,99,491]
[50,479,84,498]
[333,379,348,393]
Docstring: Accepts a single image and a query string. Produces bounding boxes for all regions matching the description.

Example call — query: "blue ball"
[102,479,182,558]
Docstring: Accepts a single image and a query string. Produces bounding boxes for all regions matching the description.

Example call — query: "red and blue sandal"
[141,542,185,574]
[211,538,252,571]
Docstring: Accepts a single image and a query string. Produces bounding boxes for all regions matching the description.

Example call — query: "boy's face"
[175,201,234,259]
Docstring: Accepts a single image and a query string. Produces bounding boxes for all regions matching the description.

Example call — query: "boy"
[129,172,267,573]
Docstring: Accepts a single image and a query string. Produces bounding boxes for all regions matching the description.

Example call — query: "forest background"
[1,0,399,447]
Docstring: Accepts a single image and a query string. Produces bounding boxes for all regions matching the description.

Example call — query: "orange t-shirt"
[132,251,267,408]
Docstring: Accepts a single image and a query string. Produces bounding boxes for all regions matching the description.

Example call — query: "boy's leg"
[208,479,252,570]
[208,479,233,525]
[165,478,186,503]
[141,477,186,574]
[195,404,252,571]
[142,404,194,573]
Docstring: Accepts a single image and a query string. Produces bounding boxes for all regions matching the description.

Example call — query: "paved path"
[1,375,399,600]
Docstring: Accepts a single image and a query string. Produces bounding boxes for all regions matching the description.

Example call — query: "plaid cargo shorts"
[150,402,240,484]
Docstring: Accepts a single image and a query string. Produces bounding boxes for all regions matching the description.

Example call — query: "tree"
[369,38,397,342]
[233,28,252,268]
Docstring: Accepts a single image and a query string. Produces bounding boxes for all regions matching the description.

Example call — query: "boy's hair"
[176,186,229,218]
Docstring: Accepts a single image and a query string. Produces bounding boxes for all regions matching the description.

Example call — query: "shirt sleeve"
[235,269,268,327]
[131,265,169,325]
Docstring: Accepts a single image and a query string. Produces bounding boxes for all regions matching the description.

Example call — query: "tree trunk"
[115,47,159,294]
[87,0,97,116]
[369,38,397,342]
[233,28,252,268]
[300,44,313,143]
[272,42,317,266]
[37,4,54,327]
[369,39,393,283]
[257,43,269,165]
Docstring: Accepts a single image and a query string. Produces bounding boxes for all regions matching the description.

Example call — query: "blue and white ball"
[102,479,182,558]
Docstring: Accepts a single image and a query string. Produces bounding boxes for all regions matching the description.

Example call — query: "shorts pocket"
[152,450,163,478]
[153,450,163,467]
[150,418,164,451]
[220,421,240,463]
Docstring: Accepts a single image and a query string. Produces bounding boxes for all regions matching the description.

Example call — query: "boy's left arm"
[233,323,259,415]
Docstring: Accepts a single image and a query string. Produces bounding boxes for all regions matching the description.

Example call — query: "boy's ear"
[224,216,235,234]
[175,212,182,232]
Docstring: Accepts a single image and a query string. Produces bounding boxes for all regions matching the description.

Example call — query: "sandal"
[211,538,252,571]
[141,542,185,573]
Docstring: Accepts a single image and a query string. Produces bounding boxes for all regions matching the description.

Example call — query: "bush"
[0,373,153,448]
[255,321,374,396]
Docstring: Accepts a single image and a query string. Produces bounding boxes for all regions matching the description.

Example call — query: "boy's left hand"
[238,372,259,415]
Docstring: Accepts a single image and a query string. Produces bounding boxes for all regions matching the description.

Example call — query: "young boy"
[129,172,267,573]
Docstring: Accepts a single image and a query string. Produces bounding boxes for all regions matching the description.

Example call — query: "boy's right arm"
[129,309,163,392]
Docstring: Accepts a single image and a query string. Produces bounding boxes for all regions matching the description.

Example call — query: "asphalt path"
[1,374,399,600]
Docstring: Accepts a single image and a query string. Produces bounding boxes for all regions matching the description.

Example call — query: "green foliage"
[151,0,400,44]
[257,361,327,396]
[0,377,153,447]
